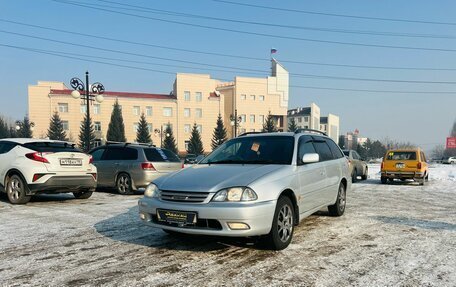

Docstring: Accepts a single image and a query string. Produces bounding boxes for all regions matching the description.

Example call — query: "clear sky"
[1,0,455,151]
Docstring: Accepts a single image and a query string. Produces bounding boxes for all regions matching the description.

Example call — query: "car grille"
[151,215,222,230]
[160,190,209,203]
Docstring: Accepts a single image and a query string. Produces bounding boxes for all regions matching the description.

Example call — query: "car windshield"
[200,135,295,165]
[23,142,81,153]
[386,151,417,160]
[144,148,180,162]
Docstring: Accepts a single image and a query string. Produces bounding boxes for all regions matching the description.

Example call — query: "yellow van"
[380,148,429,185]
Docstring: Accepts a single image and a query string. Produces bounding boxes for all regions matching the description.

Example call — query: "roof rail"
[105,141,155,147]
[238,131,265,137]
[294,128,327,136]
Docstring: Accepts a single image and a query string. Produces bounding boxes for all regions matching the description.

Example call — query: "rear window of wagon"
[386,151,417,161]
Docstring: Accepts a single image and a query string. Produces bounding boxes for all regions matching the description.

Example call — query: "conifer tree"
[106,99,126,142]
[187,123,204,155]
[211,114,227,150]
[135,112,152,143]
[0,117,9,139]
[288,117,298,132]
[47,111,67,141]
[78,114,96,152]
[262,111,278,133]
[16,116,34,138]
[162,123,178,154]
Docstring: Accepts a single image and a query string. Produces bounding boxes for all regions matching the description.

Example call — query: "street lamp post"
[230,109,242,137]
[70,71,105,151]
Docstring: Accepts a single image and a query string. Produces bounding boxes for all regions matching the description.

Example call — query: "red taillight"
[141,162,155,170]
[89,155,93,164]
[26,152,50,163]
[381,162,384,169]
[32,173,46,182]
[417,162,422,169]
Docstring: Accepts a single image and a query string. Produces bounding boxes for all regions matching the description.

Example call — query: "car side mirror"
[302,153,319,164]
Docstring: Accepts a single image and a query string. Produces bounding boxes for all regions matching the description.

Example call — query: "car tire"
[425,174,429,182]
[418,177,426,186]
[6,174,31,204]
[328,183,346,217]
[352,169,357,183]
[361,167,368,180]
[381,177,388,184]
[73,190,93,199]
[262,196,294,250]
[116,173,133,195]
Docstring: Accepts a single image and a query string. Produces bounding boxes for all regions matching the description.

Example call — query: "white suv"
[0,139,97,204]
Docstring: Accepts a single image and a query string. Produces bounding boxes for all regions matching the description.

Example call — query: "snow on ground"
[0,165,455,286]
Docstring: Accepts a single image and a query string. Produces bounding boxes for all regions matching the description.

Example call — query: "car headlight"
[144,183,160,198]
[212,187,258,202]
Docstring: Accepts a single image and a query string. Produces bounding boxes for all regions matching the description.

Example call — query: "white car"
[139,130,351,250]
[0,138,97,204]
[443,156,456,164]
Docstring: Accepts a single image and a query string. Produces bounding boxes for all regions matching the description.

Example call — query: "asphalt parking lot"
[0,165,455,286]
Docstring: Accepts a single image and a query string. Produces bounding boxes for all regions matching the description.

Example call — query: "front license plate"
[60,158,82,166]
[157,209,197,225]
[396,163,405,169]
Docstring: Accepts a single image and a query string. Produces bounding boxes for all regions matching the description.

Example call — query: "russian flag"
[270,48,277,54]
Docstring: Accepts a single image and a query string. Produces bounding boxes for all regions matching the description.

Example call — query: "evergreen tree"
[135,112,152,143]
[0,117,9,139]
[288,117,298,132]
[78,114,96,152]
[47,111,67,141]
[262,111,277,133]
[187,123,204,155]
[162,123,178,154]
[16,116,34,138]
[106,99,126,142]
[211,114,227,150]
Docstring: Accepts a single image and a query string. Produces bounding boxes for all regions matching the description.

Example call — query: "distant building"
[288,103,339,143]
[28,59,289,153]
[341,129,367,150]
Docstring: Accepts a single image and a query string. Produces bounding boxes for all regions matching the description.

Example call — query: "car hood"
[154,164,283,192]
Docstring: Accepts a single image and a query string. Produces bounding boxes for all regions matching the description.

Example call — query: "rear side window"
[103,147,138,160]
[313,141,334,162]
[23,142,81,153]
[386,151,416,160]
[326,139,344,159]
[144,148,180,162]
[0,142,17,154]
[90,148,105,161]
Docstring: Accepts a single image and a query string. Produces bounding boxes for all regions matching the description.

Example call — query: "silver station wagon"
[138,130,350,250]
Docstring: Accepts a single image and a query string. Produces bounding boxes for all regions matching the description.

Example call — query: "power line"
[84,0,456,40]
[3,18,456,72]
[51,0,456,53]
[1,42,455,95]
[212,0,456,27]
[3,29,456,85]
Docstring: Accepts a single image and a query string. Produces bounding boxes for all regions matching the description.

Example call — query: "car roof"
[0,138,74,144]
[239,131,329,138]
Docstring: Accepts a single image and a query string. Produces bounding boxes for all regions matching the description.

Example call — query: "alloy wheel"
[9,178,22,201]
[117,175,130,194]
[338,185,346,213]
[277,204,293,243]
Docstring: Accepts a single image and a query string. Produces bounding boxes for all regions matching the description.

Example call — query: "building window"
[250,115,255,123]
[62,120,69,131]
[163,123,172,130]
[94,121,101,132]
[146,106,153,116]
[304,116,309,122]
[250,129,255,132]
[240,94,246,100]
[133,123,139,132]
[259,115,264,123]
[184,108,191,117]
[195,108,202,118]
[93,104,101,115]
[250,95,255,100]
[58,103,68,113]
[240,114,246,123]
[147,123,153,133]
[80,105,87,114]
[163,107,173,117]
[195,92,202,102]
[196,124,202,133]
[185,140,190,150]
[184,91,191,101]
[259,95,265,101]
[297,117,302,123]
[133,106,140,116]
[184,124,191,133]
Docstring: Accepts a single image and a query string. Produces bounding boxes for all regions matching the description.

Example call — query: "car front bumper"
[138,197,276,237]
[27,175,97,194]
